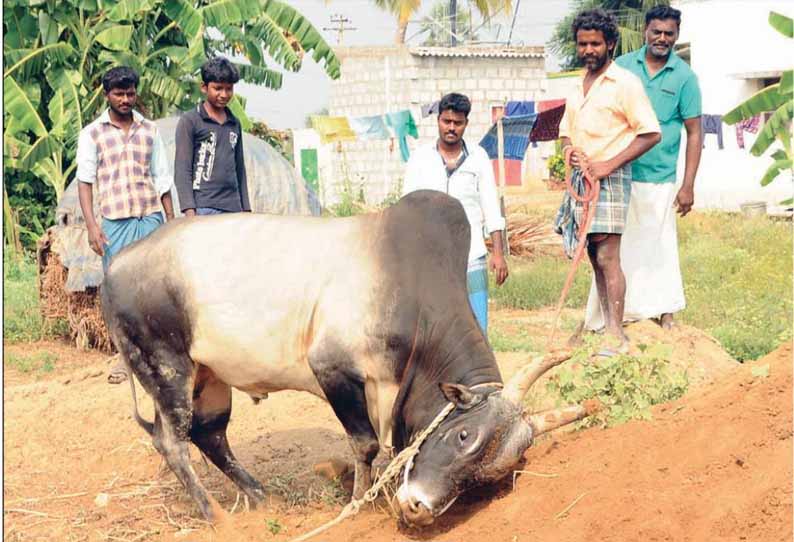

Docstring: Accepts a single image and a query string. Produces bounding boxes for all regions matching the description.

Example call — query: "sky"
[236,0,572,129]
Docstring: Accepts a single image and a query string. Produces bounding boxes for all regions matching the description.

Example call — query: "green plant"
[490,256,592,310]
[378,177,404,209]
[545,340,689,427]
[3,253,68,342]
[723,12,793,200]
[547,151,566,182]
[489,326,538,352]
[265,518,282,535]
[5,351,58,373]
[419,0,479,46]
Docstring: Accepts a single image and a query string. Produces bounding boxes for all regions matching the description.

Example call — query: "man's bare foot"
[107,355,128,384]
[660,313,675,330]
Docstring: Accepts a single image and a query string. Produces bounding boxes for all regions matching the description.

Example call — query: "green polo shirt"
[616,45,702,183]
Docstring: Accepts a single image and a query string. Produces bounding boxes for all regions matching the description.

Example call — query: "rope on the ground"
[289,382,503,542]
[548,146,601,347]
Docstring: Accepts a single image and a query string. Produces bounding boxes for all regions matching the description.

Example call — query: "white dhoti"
[584,181,686,331]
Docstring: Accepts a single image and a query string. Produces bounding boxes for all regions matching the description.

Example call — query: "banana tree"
[723,11,793,200]
[3,0,340,237]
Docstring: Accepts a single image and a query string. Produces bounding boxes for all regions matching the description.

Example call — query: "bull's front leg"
[309,355,380,500]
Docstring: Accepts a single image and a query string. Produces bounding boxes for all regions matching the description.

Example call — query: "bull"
[101,190,593,526]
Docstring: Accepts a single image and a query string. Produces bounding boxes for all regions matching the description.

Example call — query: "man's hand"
[183,209,196,218]
[87,224,109,257]
[567,148,587,169]
[490,253,509,286]
[588,160,616,180]
[674,186,694,216]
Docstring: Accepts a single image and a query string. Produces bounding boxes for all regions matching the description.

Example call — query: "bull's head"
[394,351,597,526]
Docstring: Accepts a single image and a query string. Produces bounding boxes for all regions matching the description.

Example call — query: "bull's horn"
[525,399,601,437]
[501,349,573,405]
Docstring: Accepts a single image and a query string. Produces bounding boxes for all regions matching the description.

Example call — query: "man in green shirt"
[584,5,702,333]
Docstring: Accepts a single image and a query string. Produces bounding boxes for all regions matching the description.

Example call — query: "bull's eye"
[459,430,469,442]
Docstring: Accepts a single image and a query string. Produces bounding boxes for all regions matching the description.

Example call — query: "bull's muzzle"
[393,494,435,527]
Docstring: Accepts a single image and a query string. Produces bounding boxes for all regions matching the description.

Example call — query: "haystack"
[486,213,559,257]
[37,116,322,351]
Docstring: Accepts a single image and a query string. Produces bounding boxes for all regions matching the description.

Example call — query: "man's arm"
[78,182,108,256]
[173,115,196,217]
[589,131,661,179]
[478,150,509,285]
[151,130,175,220]
[235,125,251,212]
[675,116,702,216]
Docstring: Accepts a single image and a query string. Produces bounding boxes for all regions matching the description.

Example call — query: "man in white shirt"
[402,93,508,336]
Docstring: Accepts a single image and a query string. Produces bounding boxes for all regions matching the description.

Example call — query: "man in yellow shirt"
[554,8,661,350]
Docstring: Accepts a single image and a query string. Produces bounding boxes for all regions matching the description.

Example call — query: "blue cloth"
[467,256,488,334]
[505,101,535,117]
[349,115,391,140]
[479,114,537,161]
[196,207,228,216]
[101,212,164,270]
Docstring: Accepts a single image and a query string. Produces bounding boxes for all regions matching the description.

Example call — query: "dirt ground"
[3,308,792,542]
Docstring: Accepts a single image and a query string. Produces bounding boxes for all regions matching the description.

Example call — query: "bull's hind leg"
[311,357,380,500]
[120,335,224,521]
[190,366,266,506]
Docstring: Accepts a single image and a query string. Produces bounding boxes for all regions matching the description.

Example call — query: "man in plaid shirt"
[76,66,174,383]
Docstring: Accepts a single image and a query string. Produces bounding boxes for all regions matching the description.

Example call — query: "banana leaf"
[95,24,134,51]
[163,0,203,39]
[760,159,793,186]
[750,100,793,157]
[235,62,283,89]
[201,0,261,27]
[723,83,784,124]
[3,42,76,79]
[769,11,793,39]
[3,77,47,137]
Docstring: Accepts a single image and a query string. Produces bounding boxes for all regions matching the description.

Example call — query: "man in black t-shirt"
[174,58,251,216]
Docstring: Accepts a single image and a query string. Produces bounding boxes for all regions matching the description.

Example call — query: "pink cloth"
[735,115,760,149]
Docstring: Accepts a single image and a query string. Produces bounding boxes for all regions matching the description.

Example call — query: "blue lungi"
[467,256,489,334]
[101,212,164,270]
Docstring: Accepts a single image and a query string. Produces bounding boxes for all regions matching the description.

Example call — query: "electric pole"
[323,14,356,45]
[450,0,458,47]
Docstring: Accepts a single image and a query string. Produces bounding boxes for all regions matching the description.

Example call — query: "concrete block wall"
[324,46,547,206]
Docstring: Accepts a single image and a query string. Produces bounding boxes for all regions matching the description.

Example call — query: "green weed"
[490,256,592,310]
[5,351,58,373]
[545,339,689,427]
[489,326,538,352]
[265,518,283,535]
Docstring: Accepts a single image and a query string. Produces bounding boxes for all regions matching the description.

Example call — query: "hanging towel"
[505,101,535,117]
[385,110,419,162]
[311,116,357,144]
[479,114,537,161]
[349,115,391,141]
[538,98,566,112]
[421,101,440,118]
[530,104,566,142]
[735,115,760,149]
[701,114,724,149]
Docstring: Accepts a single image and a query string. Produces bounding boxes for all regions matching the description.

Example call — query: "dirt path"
[3,312,791,542]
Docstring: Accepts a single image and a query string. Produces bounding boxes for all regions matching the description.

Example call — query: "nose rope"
[289,381,503,542]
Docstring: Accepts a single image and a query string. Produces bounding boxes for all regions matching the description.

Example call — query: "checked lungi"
[554,164,632,257]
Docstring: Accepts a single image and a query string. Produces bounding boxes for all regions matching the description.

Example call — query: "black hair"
[571,8,620,45]
[102,66,139,93]
[201,57,240,84]
[645,5,681,28]
[438,92,472,118]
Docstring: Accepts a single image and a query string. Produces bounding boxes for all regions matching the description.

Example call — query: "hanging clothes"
[311,116,357,144]
[385,110,419,162]
[505,101,535,117]
[421,101,440,118]
[735,115,760,149]
[348,115,390,141]
[537,98,566,112]
[479,114,537,161]
[530,104,566,142]
[701,114,724,149]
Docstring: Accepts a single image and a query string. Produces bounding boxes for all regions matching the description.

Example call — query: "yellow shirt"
[559,61,660,162]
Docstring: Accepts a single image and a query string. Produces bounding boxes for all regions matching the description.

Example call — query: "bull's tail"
[127,364,154,436]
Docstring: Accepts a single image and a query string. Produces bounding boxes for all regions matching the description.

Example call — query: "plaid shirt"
[76,109,173,220]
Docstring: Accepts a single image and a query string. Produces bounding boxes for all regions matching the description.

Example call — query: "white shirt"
[76,109,173,196]
[403,141,506,262]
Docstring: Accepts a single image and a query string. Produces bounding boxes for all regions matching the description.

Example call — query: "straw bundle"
[487,213,559,258]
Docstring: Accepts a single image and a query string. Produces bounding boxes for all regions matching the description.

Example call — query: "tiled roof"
[409,46,544,59]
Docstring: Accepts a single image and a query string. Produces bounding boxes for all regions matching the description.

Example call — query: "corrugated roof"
[409,46,544,59]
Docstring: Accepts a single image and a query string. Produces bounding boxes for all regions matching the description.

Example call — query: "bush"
[3,254,67,343]
[545,340,689,427]
[547,151,567,182]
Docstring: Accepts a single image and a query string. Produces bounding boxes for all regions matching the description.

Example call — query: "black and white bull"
[101,190,594,526]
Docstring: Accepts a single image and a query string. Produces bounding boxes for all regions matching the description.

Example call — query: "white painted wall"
[674,0,793,210]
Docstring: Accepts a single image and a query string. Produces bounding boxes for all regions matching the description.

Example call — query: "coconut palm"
[373,0,511,44]
[548,0,669,70]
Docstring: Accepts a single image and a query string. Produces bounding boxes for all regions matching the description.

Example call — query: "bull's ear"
[439,383,483,410]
